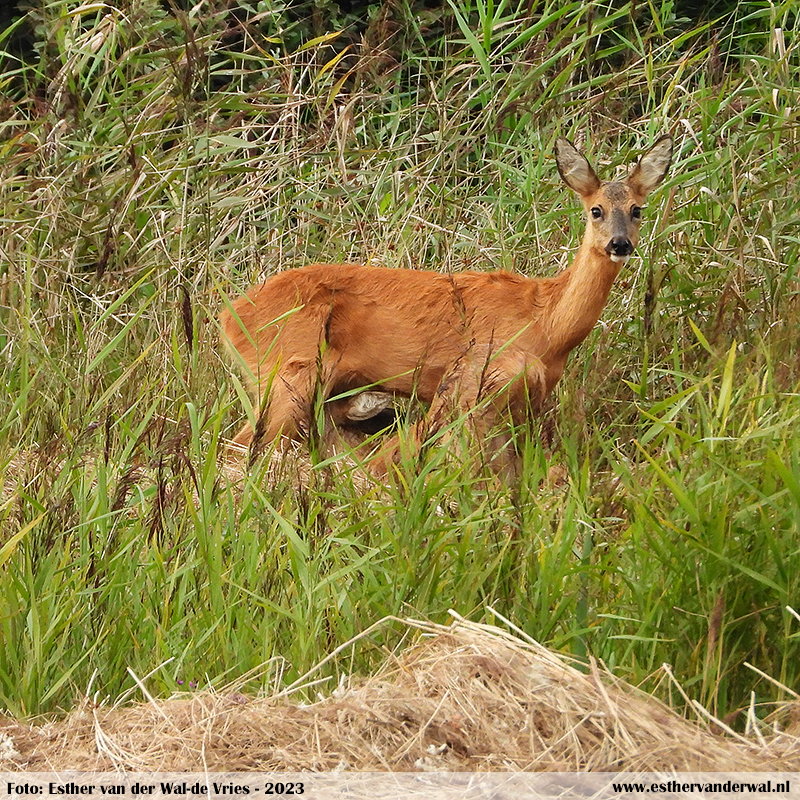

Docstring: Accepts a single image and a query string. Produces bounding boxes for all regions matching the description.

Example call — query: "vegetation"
[0,0,798,727]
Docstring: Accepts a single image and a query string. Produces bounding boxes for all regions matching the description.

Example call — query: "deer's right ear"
[555,138,601,196]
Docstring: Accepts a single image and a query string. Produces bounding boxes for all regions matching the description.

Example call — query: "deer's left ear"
[627,135,673,197]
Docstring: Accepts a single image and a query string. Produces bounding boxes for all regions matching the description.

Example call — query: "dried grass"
[0,441,377,513]
[2,615,798,773]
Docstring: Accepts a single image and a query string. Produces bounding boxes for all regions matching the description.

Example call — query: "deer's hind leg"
[228,357,324,456]
[264,356,332,442]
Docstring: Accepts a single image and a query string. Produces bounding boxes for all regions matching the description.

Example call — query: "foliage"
[0,0,799,723]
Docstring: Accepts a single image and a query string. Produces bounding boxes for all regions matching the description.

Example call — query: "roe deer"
[221,135,673,469]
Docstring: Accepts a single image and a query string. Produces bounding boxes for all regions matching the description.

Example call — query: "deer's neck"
[545,233,623,357]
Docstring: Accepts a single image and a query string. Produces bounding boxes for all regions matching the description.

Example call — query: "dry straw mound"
[2,615,799,772]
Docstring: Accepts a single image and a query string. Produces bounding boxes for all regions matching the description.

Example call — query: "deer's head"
[555,135,673,264]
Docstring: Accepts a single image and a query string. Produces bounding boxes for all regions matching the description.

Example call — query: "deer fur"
[221,135,673,470]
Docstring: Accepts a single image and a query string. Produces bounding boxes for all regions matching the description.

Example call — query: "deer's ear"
[627,135,673,197]
[555,138,601,196]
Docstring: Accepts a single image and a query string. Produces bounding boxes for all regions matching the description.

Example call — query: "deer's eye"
[591,207,603,219]
[631,206,642,219]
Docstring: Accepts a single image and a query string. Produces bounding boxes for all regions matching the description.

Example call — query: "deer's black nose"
[607,237,633,257]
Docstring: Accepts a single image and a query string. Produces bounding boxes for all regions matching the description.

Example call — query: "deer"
[220,135,673,473]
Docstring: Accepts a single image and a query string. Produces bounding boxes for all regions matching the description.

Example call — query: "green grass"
[1,0,799,724]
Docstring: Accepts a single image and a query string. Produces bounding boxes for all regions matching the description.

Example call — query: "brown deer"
[221,135,673,470]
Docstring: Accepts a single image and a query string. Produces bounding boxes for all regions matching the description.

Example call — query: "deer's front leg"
[366,354,519,476]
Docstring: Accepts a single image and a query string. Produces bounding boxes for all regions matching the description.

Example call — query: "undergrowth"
[0,0,799,726]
